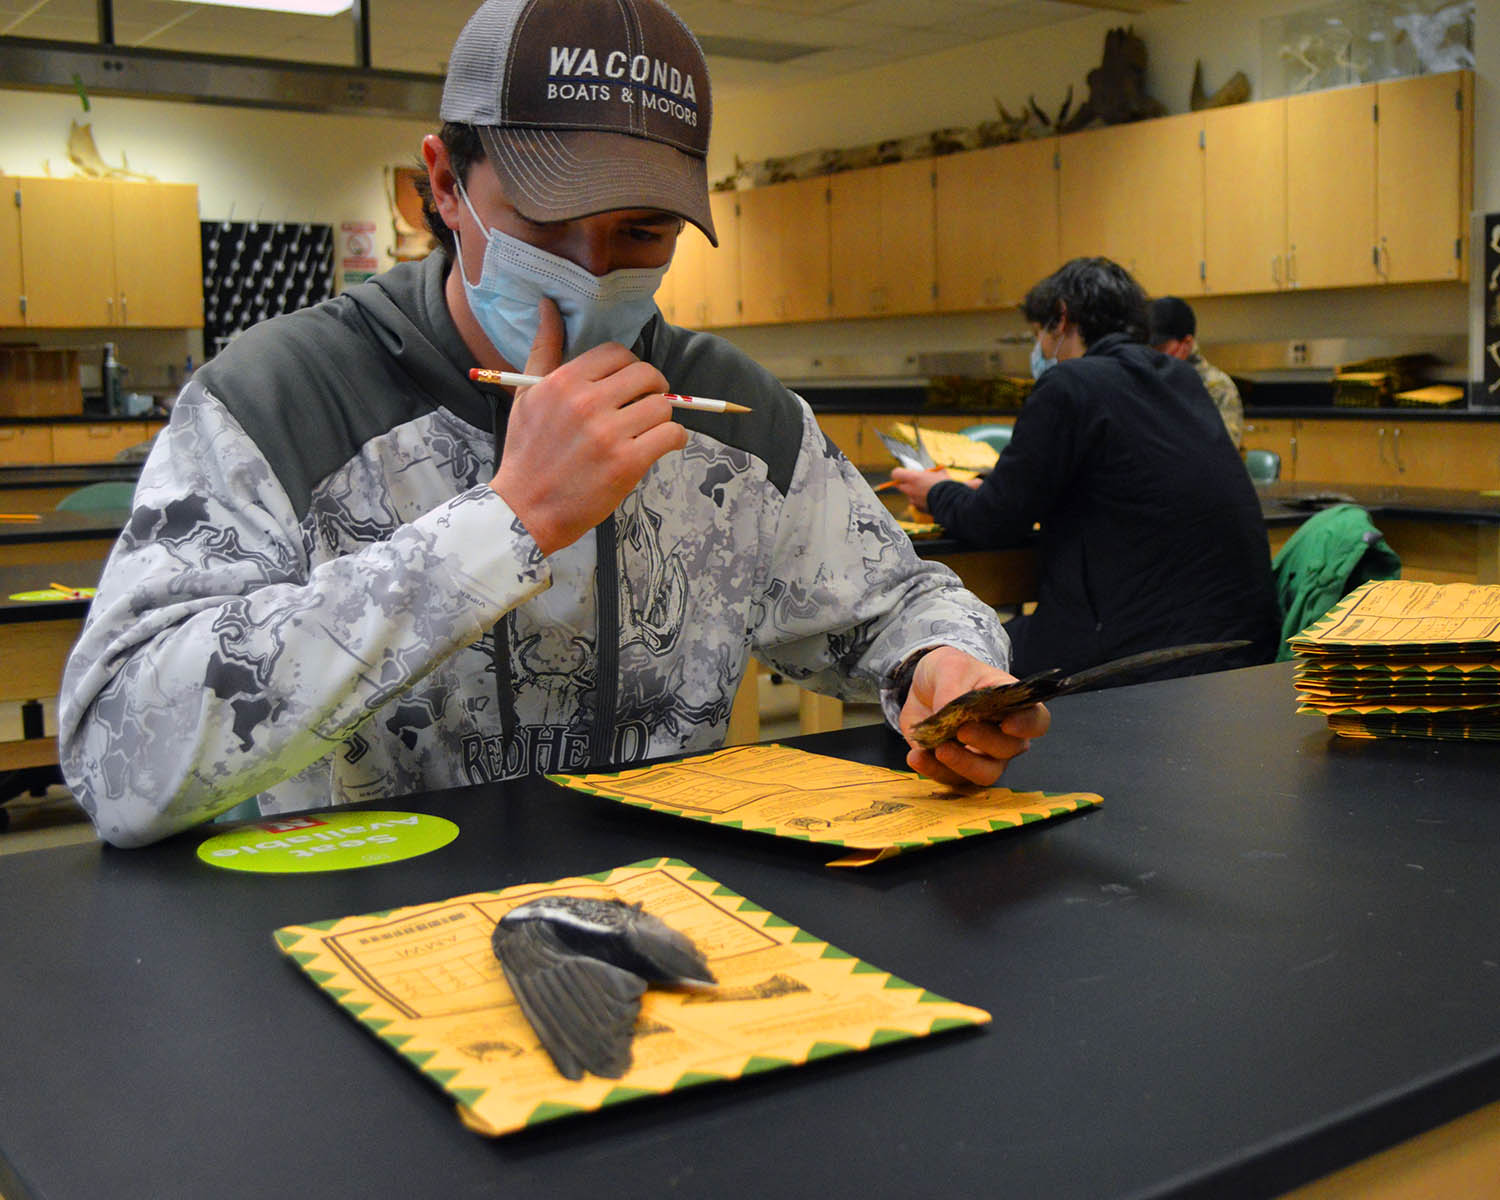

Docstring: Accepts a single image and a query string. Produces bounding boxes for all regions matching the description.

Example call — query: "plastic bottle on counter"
[102,343,123,415]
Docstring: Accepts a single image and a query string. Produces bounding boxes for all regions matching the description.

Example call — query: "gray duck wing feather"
[623,908,717,985]
[492,918,647,1080]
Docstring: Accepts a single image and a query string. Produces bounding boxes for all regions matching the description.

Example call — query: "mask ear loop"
[452,181,489,292]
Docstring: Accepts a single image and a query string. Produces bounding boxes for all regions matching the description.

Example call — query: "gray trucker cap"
[440,0,716,244]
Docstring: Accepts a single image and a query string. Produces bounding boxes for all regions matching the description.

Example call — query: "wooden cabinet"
[828,159,935,318]
[0,420,165,465]
[813,411,998,471]
[1059,111,1205,297]
[108,182,203,327]
[0,424,53,465]
[934,138,1059,312]
[674,69,1473,328]
[1203,101,1287,295]
[661,191,741,329]
[1209,72,1469,294]
[17,176,118,327]
[11,177,202,328]
[1376,71,1471,284]
[1242,418,1299,481]
[814,413,864,465]
[0,176,22,326]
[737,177,830,324]
[1294,417,1500,490]
[1286,83,1379,290]
[51,421,163,463]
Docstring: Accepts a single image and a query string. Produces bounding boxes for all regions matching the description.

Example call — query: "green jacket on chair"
[1271,504,1401,660]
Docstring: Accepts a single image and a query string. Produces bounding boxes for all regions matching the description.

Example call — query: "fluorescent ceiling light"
[170,0,353,14]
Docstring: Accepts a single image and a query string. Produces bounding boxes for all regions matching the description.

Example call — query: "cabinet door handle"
[1287,247,1298,288]
[1377,427,1389,467]
[1377,238,1390,281]
[1271,255,1282,287]
[120,293,128,322]
[1289,434,1297,469]
[1392,426,1406,473]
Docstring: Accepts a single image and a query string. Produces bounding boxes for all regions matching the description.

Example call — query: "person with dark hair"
[892,257,1278,681]
[59,0,1047,848]
[1148,295,1244,449]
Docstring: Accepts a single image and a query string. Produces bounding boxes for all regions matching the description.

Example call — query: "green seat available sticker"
[197,811,459,873]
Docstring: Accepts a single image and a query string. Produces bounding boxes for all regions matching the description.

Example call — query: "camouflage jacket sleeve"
[57,385,550,847]
[747,399,1011,727]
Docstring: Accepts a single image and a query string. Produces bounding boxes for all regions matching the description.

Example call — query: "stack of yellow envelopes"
[1289,579,1500,740]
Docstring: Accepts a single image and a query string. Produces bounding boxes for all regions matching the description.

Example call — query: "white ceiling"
[0,0,1185,91]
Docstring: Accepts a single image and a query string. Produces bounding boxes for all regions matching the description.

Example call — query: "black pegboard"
[200,221,335,356]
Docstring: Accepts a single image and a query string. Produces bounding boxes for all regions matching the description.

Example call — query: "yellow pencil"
[468,368,751,414]
[0,513,41,521]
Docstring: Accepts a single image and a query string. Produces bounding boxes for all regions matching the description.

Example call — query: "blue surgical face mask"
[1030,337,1057,380]
[454,181,669,369]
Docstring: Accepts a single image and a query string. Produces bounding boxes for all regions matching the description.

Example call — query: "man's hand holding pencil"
[483,298,689,556]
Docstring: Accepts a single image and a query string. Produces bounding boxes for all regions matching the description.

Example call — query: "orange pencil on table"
[0,513,41,521]
[468,368,751,414]
[49,581,88,598]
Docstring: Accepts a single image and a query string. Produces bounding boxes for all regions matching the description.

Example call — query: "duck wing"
[492,917,647,1081]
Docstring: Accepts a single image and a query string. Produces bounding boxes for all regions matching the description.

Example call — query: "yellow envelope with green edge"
[274,858,990,1136]
[548,743,1100,868]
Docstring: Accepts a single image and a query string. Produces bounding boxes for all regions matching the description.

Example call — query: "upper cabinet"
[737,176,830,325]
[108,181,204,327]
[8,177,203,328]
[662,191,741,329]
[934,138,1059,312]
[1285,82,1378,290]
[828,158,936,318]
[1204,69,1471,295]
[1203,99,1287,295]
[1376,70,1472,284]
[664,69,1473,328]
[1059,110,1206,298]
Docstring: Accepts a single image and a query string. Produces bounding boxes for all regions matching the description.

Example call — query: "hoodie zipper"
[488,392,621,774]
[591,515,621,766]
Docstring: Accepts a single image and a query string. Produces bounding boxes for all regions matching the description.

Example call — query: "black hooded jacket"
[925,333,1280,679]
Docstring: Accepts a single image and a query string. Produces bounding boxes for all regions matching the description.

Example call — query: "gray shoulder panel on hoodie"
[199,250,806,516]
[195,255,484,520]
[641,318,805,497]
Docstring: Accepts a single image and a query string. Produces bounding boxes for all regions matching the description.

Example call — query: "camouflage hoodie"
[59,253,1007,847]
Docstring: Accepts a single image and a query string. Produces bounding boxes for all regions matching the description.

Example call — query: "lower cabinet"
[1242,419,1300,481]
[0,421,166,464]
[822,411,1500,492]
[814,412,1009,471]
[1293,418,1500,490]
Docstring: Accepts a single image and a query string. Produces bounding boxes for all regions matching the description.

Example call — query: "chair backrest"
[56,480,137,511]
[958,423,1014,456]
[1244,448,1281,483]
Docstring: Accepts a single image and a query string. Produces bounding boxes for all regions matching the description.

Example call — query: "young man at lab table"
[58,0,1048,848]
